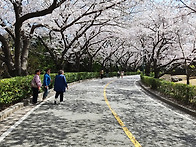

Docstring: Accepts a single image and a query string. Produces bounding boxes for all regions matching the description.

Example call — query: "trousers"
[32,87,39,103]
[43,87,49,99]
[55,91,64,102]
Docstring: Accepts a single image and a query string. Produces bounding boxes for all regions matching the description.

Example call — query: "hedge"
[141,75,196,106]
[0,71,140,110]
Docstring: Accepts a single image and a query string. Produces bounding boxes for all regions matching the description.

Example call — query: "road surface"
[0,75,195,147]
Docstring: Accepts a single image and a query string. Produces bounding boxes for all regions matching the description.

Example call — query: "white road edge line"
[0,95,55,143]
[134,80,195,122]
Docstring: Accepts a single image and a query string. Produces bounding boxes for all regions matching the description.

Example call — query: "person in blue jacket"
[54,70,68,104]
[43,69,51,100]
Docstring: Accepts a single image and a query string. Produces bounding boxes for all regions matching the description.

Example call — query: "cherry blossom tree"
[0,0,67,76]
[38,9,108,70]
[129,1,187,78]
[35,0,141,71]
[177,0,196,13]
[68,27,113,71]
[175,19,196,84]
[171,0,196,83]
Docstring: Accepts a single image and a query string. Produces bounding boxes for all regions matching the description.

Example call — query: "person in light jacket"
[43,68,51,100]
[32,69,42,104]
[54,70,68,104]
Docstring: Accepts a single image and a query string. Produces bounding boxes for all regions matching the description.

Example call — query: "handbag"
[31,78,38,88]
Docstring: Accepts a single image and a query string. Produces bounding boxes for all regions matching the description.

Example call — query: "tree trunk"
[0,35,15,77]
[145,63,151,76]
[154,69,159,78]
[88,57,93,72]
[153,60,159,78]
[21,36,30,76]
[14,4,22,76]
[186,67,190,85]
[75,57,80,72]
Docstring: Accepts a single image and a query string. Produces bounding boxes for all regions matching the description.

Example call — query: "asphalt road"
[0,75,195,147]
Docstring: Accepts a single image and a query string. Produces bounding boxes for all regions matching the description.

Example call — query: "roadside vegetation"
[141,75,196,110]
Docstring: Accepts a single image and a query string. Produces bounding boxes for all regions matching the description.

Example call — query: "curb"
[0,102,23,121]
[138,81,196,118]
[0,92,44,122]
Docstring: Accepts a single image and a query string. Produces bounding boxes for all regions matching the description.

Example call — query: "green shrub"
[0,76,33,109]
[141,75,196,106]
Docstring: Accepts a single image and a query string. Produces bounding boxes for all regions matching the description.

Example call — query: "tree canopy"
[0,0,196,79]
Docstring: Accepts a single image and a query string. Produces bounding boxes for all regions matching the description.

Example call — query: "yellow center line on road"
[104,80,142,147]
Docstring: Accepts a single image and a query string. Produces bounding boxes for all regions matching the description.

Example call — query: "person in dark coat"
[54,70,68,104]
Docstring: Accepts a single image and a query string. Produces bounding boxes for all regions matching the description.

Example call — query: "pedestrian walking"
[43,68,51,100]
[117,71,120,78]
[120,71,124,78]
[54,70,68,104]
[31,69,42,104]
[100,70,104,79]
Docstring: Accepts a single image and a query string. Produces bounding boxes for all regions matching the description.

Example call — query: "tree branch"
[20,0,67,24]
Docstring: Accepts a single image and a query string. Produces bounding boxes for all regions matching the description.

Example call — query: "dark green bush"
[0,75,34,110]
